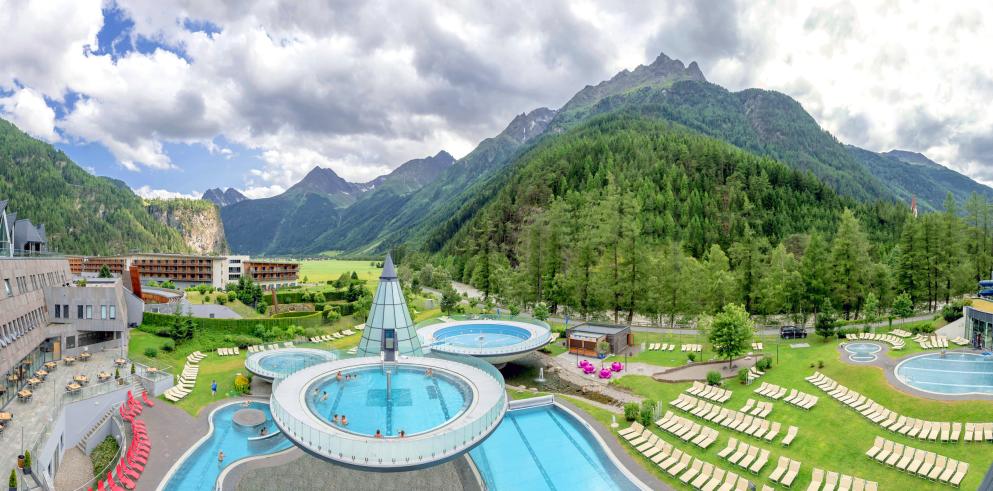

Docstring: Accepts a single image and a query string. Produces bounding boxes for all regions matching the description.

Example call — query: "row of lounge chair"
[913,334,949,349]
[185,351,206,364]
[807,372,964,441]
[807,468,878,491]
[740,399,773,419]
[949,336,970,346]
[745,366,765,383]
[865,436,968,486]
[656,412,719,448]
[716,438,771,475]
[754,382,788,400]
[618,422,749,491]
[164,359,200,402]
[964,422,993,441]
[687,381,733,403]
[308,329,358,343]
[768,457,802,488]
[247,342,295,353]
[682,344,704,352]
[646,343,676,351]
[781,389,818,410]
[670,394,796,444]
[846,332,905,349]
[750,342,764,350]
[216,347,240,356]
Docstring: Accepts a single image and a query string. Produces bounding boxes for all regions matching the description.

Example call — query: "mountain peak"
[288,166,357,197]
[501,107,557,144]
[202,187,247,207]
[882,150,943,169]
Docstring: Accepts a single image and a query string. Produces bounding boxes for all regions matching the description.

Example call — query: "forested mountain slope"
[0,119,189,255]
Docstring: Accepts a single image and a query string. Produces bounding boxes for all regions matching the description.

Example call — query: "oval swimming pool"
[470,404,645,491]
[434,323,532,348]
[258,352,332,375]
[304,365,472,437]
[845,342,881,362]
[895,352,993,395]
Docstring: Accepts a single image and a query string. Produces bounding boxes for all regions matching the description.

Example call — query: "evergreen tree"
[830,209,871,319]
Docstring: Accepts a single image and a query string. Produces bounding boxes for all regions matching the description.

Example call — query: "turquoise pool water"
[435,324,530,348]
[470,405,642,491]
[845,342,880,362]
[258,352,334,376]
[305,365,472,437]
[162,401,292,491]
[896,352,993,395]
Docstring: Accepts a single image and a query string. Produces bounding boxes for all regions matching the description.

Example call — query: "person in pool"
[218,450,224,464]
[321,391,328,401]
[260,427,267,436]
[341,415,348,426]
[332,414,339,424]
[374,429,382,438]
[399,430,405,438]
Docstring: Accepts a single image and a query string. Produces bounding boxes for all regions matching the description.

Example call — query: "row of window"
[0,306,45,348]
[2,270,67,298]
[53,303,117,321]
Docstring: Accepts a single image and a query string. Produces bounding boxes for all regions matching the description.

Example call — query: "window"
[55,305,61,318]
[109,305,116,320]
[77,305,84,319]
[3,279,10,297]
[85,305,92,319]
[63,305,68,317]
[100,305,107,320]
[64,335,76,349]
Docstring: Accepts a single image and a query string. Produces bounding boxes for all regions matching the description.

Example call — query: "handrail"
[68,407,127,491]
[416,316,553,356]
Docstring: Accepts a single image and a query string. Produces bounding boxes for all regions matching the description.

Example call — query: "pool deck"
[836,342,993,401]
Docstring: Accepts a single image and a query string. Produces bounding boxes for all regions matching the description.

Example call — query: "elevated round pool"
[895,352,993,395]
[417,318,553,366]
[245,348,337,381]
[844,342,881,363]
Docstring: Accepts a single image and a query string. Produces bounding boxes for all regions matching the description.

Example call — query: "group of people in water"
[374,429,405,438]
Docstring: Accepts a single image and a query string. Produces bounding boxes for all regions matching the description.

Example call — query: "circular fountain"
[245,348,337,381]
[417,318,553,366]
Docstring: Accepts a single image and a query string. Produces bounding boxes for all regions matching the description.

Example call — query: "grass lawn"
[607,331,714,367]
[605,332,993,490]
[182,291,263,318]
[298,259,382,284]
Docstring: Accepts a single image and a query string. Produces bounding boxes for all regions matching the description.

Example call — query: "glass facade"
[1,339,57,409]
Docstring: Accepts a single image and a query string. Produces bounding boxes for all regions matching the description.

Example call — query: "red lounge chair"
[142,392,155,407]
[106,472,125,491]
[128,448,147,465]
[126,454,145,473]
[97,480,105,491]
[115,463,136,489]
[120,459,140,480]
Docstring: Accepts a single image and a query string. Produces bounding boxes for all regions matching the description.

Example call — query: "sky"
[1,0,992,199]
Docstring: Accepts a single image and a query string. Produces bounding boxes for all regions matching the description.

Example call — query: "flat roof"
[969,298,993,314]
[569,323,630,335]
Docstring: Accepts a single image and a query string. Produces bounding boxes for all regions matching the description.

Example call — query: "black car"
[780,325,808,339]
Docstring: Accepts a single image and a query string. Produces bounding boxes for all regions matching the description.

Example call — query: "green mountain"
[0,118,189,255]
[844,148,993,211]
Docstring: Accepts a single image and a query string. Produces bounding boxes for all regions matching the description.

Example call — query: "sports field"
[297,259,383,284]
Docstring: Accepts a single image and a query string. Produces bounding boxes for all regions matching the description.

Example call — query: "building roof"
[380,253,397,279]
[569,323,631,335]
[357,254,422,357]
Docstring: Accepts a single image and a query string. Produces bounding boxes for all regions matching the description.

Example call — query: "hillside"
[0,118,189,255]
[847,149,993,211]
[145,199,230,254]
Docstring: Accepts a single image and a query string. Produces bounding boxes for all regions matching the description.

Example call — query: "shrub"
[737,369,749,385]
[161,339,176,352]
[216,295,227,305]
[23,450,31,470]
[228,292,237,303]
[234,373,251,394]
[817,360,825,369]
[204,295,212,303]
[759,357,773,370]
[706,371,721,386]
[90,436,119,477]
[623,402,640,421]
[942,303,964,322]
[10,469,16,489]
[144,347,158,358]
[687,353,696,363]
[639,399,655,426]
[114,367,120,379]
[256,302,268,315]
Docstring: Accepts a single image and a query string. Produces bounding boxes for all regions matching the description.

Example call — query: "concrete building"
[68,253,299,290]
[964,298,993,349]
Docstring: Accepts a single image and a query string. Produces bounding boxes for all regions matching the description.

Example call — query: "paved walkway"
[546,353,642,404]
[52,448,92,491]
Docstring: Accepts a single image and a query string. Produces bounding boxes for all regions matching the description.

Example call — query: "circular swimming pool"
[245,348,337,380]
[305,365,472,437]
[895,352,993,395]
[845,342,881,362]
[417,319,553,365]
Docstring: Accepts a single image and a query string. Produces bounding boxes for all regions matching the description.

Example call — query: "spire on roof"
[381,253,397,279]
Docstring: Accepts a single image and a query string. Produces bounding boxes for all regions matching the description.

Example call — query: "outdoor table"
[6,374,18,382]
[0,412,11,422]
[44,362,57,371]
[146,367,158,374]
[79,352,92,361]
[35,369,48,379]
[114,358,127,367]
[17,390,31,401]
[65,383,81,392]
[98,372,111,382]
[64,357,75,365]
[27,378,41,387]
[73,375,89,385]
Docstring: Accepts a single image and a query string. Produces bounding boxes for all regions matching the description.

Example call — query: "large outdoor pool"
[895,352,993,395]
[161,401,292,491]
[305,365,472,437]
[434,323,531,348]
[470,405,644,491]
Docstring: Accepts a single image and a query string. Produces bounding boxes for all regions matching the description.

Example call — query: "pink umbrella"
[583,364,596,374]
[611,362,623,372]
[599,369,612,379]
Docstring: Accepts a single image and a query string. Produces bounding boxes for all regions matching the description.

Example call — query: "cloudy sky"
[1,0,991,199]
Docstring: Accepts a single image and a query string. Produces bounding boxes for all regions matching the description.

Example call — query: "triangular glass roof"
[357,254,423,357]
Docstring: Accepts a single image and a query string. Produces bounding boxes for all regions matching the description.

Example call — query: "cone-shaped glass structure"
[357,254,423,359]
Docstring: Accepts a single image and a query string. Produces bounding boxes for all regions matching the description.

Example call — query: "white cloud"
[238,185,286,200]
[133,185,201,200]
[0,88,60,142]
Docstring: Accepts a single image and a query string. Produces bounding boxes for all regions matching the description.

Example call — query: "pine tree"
[830,209,871,319]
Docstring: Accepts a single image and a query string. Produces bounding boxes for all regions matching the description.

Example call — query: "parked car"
[780,325,808,339]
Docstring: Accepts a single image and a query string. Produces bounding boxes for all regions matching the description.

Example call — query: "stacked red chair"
[141,391,155,407]
[106,398,152,491]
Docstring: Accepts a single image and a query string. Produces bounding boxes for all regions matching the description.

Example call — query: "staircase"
[76,406,116,453]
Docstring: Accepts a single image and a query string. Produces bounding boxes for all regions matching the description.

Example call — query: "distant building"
[564,323,632,356]
[0,200,48,256]
[964,298,993,350]
[67,253,299,290]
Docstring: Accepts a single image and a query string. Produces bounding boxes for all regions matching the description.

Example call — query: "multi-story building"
[67,253,299,290]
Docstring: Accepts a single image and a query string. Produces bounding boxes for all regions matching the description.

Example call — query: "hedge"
[275,289,349,304]
[272,311,323,319]
[142,311,324,330]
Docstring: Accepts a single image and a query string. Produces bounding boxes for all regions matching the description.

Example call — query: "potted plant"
[115,367,120,380]
[596,341,610,360]
[9,468,16,491]
[21,451,30,475]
